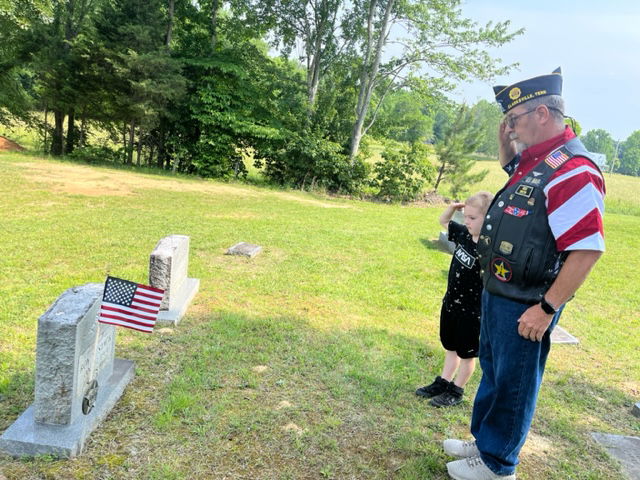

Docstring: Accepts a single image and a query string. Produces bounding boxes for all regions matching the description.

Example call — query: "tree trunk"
[349,0,395,163]
[51,110,65,156]
[165,0,175,47]
[79,114,87,147]
[66,109,76,154]
[43,106,49,153]
[210,0,220,50]
[148,144,155,166]
[126,121,135,164]
[122,122,127,162]
[433,162,447,192]
[157,125,166,169]
[136,128,143,165]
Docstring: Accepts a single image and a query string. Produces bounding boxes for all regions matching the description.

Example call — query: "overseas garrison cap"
[493,67,563,113]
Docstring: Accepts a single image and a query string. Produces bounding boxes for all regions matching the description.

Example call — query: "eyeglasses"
[504,106,565,128]
[504,109,536,128]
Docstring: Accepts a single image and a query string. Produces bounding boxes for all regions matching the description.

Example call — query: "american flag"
[545,149,570,169]
[98,276,164,333]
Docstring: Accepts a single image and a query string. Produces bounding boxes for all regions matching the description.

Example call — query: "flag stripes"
[98,276,164,333]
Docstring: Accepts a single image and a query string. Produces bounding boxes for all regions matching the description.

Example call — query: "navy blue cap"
[493,67,563,113]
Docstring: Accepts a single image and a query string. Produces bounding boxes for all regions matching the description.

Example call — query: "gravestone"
[592,433,640,479]
[149,234,199,325]
[633,402,640,418]
[438,210,464,254]
[226,242,262,258]
[0,284,134,458]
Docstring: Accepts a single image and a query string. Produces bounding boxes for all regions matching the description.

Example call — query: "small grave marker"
[0,284,134,458]
[226,242,262,258]
[592,433,640,479]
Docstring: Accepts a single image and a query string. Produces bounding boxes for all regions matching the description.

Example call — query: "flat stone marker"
[633,402,640,418]
[550,325,579,344]
[149,235,199,325]
[0,284,134,458]
[226,242,262,258]
[592,433,640,479]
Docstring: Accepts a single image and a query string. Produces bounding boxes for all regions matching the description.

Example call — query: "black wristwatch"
[540,296,558,315]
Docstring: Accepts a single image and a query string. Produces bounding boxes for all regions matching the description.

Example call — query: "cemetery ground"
[0,152,638,480]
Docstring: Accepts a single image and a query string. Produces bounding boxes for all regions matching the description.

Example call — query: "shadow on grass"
[419,237,451,254]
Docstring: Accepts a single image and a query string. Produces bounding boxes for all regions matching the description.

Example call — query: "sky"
[453,0,640,141]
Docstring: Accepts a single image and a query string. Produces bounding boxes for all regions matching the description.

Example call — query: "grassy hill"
[0,152,638,479]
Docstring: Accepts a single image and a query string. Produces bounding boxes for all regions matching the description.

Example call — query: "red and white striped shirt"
[507,127,605,252]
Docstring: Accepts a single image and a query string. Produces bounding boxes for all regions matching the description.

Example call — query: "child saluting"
[416,191,494,407]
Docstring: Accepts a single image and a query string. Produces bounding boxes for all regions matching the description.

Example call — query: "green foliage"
[581,128,617,170]
[369,90,434,143]
[370,141,435,202]
[255,130,368,193]
[470,99,502,158]
[180,45,302,179]
[566,117,582,136]
[66,144,124,164]
[434,104,487,198]
[618,130,640,176]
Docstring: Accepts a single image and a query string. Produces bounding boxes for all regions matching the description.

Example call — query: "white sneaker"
[446,456,516,480]
[443,439,480,458]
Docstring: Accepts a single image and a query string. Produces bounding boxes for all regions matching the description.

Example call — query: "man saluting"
[443,68,606,480]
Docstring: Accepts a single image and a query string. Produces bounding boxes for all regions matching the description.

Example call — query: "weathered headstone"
[550,325,579,344]
[226,242,262,258]
[592,433,640,479]
[149,235,199,325]
[438,210,464,254]
[0,284,135,458]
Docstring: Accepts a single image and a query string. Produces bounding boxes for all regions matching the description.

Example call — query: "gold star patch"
[491,257,512,282]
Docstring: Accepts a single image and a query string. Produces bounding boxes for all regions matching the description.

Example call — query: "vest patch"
[504,205,530,217]
[515,185,533,198]
[545,148,570,169]
[523,176,542,185]
[499,241,514,255]
[491,257,512,282]
[454,246,476,269]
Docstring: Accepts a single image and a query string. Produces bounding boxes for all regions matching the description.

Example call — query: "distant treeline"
[1,0,638,194]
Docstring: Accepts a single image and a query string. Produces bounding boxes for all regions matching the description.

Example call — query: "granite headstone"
[0,283,134,458]
[149,235,199,325]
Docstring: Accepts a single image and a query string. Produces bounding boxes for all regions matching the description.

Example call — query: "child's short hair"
[465,191,494,214]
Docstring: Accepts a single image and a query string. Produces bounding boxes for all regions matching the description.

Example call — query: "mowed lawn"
[0,153,638,480]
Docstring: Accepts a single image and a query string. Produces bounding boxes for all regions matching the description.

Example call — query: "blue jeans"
[471,291,561,476]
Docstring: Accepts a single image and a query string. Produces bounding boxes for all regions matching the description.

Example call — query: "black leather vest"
[477,137,598,304]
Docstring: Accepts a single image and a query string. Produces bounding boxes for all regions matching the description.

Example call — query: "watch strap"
[540,296,557,315]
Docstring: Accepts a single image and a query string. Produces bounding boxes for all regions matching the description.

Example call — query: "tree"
[618,130,640,176]
[370,140,435,201]
[94,0,186,164]
[433,104,487,198]
[347,0,522,161]
[471,99,502,158]
[581,128,616,168]
[369,90,434,143]
[0,1,59,124]
[242,0,345,115]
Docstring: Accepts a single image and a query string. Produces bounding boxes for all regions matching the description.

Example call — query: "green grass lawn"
[0,152,638,479]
